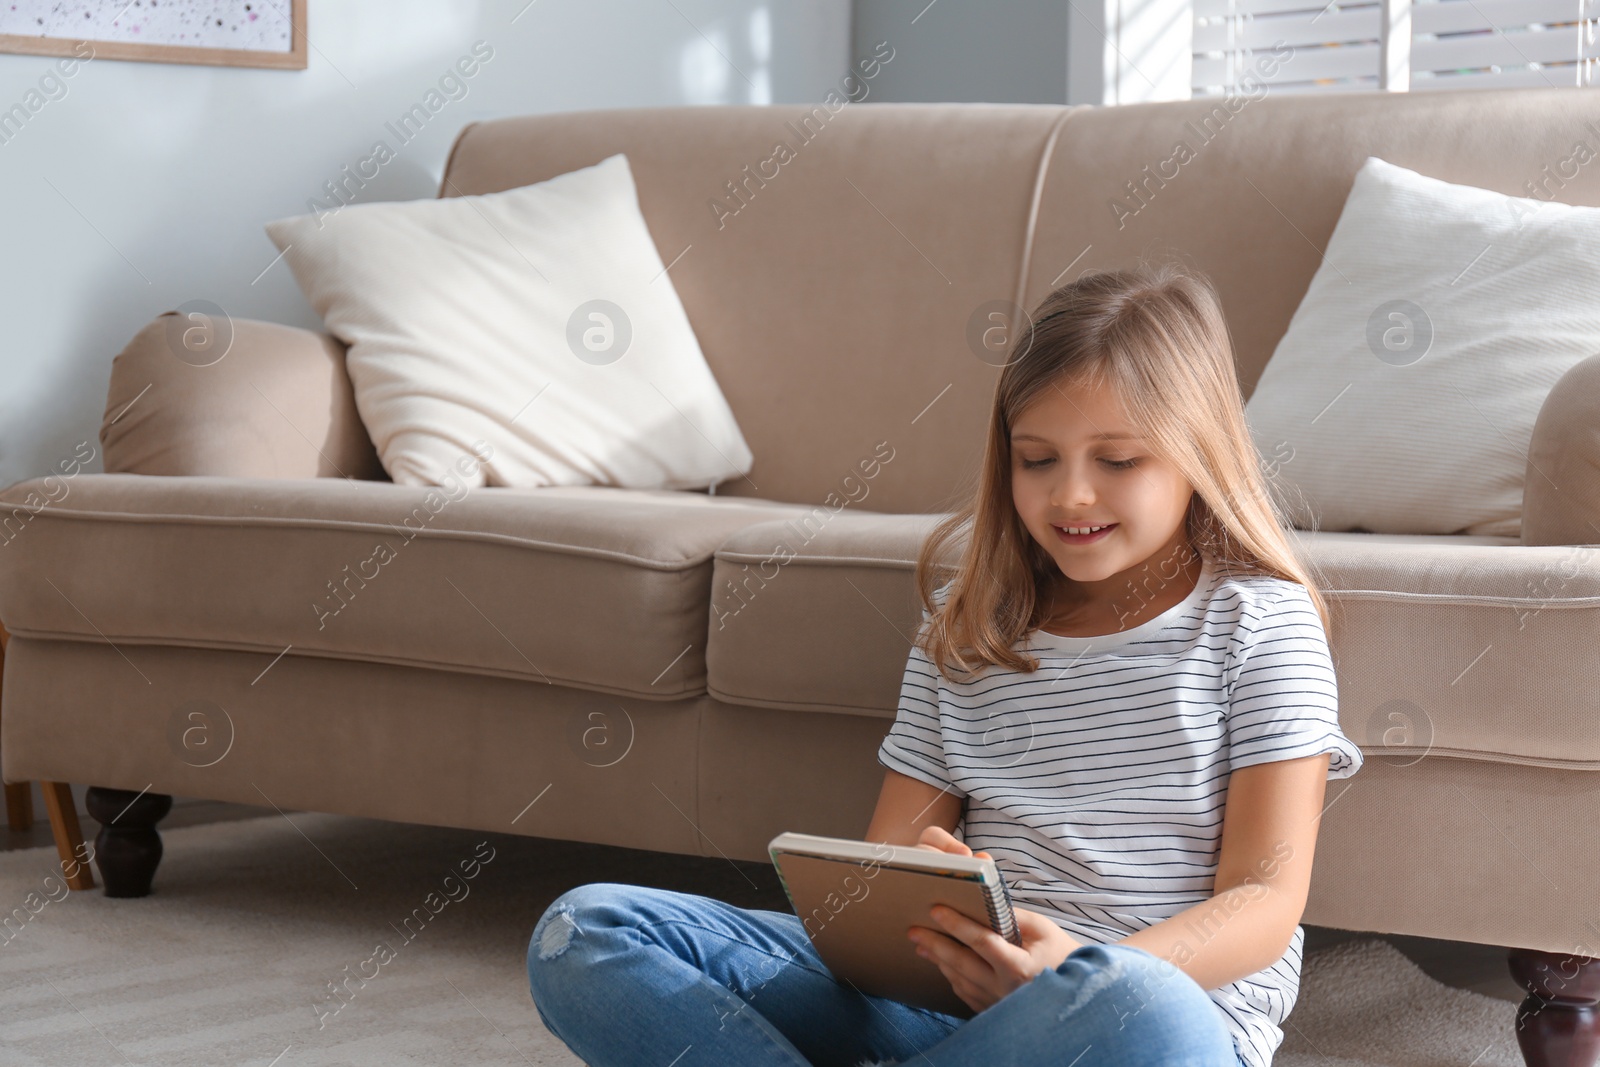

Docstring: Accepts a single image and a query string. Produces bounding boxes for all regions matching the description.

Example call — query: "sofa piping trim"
[1323,589,1600,609]
[5,629,706,702]
[436,119,480,198]
[714,550,921,569]
[1,506,762,571]
[1013,107,1081,317]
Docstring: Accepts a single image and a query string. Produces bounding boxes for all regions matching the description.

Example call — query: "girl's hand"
[910,824,976,856]
[905,827,1084,1014]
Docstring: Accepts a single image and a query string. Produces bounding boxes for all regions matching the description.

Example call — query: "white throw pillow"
[1244,156,1600,538]
[264,153,753,491]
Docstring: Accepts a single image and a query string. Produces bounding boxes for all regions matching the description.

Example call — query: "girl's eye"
[1018,456,1138,470]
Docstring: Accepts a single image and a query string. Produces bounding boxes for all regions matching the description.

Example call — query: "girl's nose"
[1050,470,1095,509]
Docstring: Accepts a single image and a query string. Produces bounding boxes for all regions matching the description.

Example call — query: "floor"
[3,798,1528,1006]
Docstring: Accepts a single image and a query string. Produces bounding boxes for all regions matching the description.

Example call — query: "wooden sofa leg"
[4,782,31,831]
[41,782,94,891]
[1508,946,1600,1067]
[84,786,172,898]
[0,623,30,831]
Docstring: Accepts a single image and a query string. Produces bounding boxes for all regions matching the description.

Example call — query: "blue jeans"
[527,882,1246,1067]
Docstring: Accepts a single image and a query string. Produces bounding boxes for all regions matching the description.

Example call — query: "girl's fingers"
[918,825,971,855]
[930,905,1023,969]
[921,927,986,984]
[922,922,1017,1001]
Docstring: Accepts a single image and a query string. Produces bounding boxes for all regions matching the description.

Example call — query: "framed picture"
[0,1,306,70]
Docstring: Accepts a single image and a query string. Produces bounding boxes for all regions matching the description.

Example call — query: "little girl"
[526,261,1364,1067]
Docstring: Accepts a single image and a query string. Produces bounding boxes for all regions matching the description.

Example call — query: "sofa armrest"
[1523,352,1600,547]
[99,311,383,480]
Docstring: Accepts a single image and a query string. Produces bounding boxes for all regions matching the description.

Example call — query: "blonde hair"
[915,258,1332,683]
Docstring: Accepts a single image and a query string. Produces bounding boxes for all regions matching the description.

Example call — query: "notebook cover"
[772,849,1003,1019]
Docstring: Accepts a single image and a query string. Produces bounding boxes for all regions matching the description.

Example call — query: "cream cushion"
[264,153,753,491]
[1244,156,1600,537]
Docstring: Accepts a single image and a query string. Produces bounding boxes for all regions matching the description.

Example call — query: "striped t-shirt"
[876,553,1363,1067]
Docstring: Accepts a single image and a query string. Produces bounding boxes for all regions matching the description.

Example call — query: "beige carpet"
[1276,938,1520,1067]
[0,812,1522,1066]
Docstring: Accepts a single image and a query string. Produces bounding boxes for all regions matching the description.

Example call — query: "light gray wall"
[851,0,1067,104]
[0,0,850,488]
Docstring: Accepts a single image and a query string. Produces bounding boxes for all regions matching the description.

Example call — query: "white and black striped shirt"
[877,553,1363,1067]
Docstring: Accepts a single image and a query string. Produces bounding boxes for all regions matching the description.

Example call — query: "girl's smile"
[1052,522,1117,544]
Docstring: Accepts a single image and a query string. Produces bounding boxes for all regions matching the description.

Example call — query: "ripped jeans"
[527,882,1247,1067]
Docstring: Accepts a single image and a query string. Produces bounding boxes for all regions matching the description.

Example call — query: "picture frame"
[0,1,307,70]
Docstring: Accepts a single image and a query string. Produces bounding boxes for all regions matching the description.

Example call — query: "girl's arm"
[1114,751,1330,992]
[864,768,963,847]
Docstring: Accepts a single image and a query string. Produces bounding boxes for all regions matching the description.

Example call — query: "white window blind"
[1412,0,1597,89]
[1191,0,1600,97]
[1193,0,1382,95]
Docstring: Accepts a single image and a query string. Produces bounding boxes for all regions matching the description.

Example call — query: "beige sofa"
[4,89,1600,1061]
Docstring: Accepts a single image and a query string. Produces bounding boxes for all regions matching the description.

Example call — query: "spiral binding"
[985,871,1023,947]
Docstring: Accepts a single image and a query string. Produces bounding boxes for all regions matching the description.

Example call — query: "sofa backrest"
[440,90,1600,513]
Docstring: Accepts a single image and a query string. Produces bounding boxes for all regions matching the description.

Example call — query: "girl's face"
[1009,375,1197,606]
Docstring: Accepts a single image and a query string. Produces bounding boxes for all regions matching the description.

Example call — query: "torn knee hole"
[537,903,581,960]
[1057,955,1127,1020]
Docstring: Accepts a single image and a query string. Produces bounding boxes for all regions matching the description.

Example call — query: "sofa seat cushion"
[0,474,808,699]
[706,510,949,717]
[706,515,1600,770]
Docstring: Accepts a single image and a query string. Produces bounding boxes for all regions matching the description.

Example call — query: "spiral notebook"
[768,831,1022,1019]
